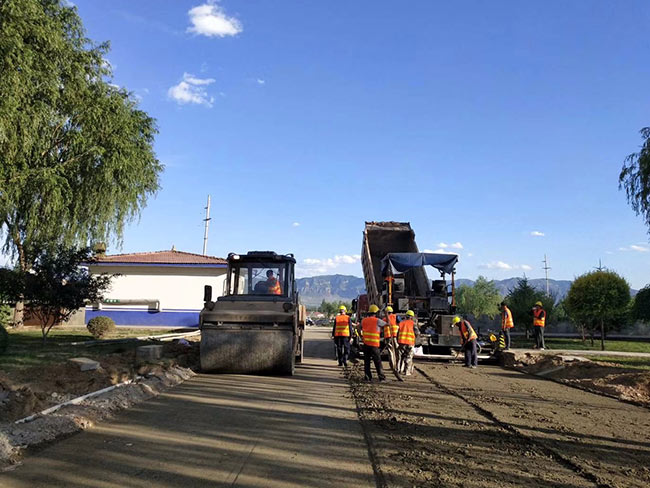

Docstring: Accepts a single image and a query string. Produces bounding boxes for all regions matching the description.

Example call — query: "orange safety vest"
[361,317,381,347]
[384,314,397,338]
[459,320,478,344]
[397,319,416,346]
[533,308,546,327]
[268,277,282,295]
[501,306,514,330]
[334,314,350,337]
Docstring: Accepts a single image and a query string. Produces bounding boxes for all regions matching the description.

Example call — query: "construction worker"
[532,301,546,350]
[360,304,387,381]
[383,306,399,370]
[451,316,478,368]
[397,310,419,376]
[332,305,353,366]
[499,301,514,350]
[266,270,282,295]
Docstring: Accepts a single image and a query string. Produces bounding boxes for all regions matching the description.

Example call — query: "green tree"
[564,270,631,351]
[620,127,650,233]
[456,276,501,319]
[2,247,112,343]
[632,285,650,322]
[505,277,555,338]
[0,0,161,325]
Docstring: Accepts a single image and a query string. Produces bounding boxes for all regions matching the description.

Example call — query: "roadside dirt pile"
[510,352,650,406]
[0,339,199,467]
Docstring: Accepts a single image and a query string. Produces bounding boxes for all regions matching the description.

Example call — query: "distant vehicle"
[306,317,315,326]
[200,251,305,375]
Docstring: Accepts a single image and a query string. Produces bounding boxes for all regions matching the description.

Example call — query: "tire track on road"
[415,366,611,488]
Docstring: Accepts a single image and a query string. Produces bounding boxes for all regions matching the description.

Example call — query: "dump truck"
[356,221,465,355]
[199,251,305,375]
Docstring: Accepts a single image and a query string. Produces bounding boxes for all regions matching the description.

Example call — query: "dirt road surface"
[1,328,374,488]
[348,361,650,488]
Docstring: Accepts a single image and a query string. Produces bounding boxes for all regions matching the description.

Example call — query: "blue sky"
[52,1,650,286]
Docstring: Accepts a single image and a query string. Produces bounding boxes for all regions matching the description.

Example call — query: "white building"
[86,249,227,327]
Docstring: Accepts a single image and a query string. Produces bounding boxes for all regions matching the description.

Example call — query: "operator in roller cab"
[332,305,354,367]
[266,270,282,295]
[451,316,478,368]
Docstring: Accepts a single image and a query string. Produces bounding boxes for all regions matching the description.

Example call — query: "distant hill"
[298,275,635,306]
[297,274,366,306]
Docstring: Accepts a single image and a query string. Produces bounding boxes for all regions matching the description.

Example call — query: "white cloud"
[438,242,449,248]
[479,261,531,271]
[530,231,545,237]
[450,242,463,249]
[256,79,266,85]
[298,254,361,276]
[620,244,649,252]
[168,72,216,107]
[292,222,300,227]
[423,248,459,255]
[187,1,242,38]
[467,253,474,257]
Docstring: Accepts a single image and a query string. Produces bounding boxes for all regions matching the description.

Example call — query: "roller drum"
[200,326,295,375]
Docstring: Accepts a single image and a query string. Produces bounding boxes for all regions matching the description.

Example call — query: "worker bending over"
[383,306,399,370]
[360,305,387,381]
[499,301,514,350]
[452,316,478,368]
[531,301,546,350]
[332,305,354,367]
[397,310,419,376]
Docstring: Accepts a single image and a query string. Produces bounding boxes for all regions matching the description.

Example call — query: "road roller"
[199,251,305,375]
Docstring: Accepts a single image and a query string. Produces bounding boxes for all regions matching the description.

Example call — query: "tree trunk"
[580,324,586,343]
[600,318,605,351]
[12,235,28,328]
[590,331,594,347]
[12,300,24,328]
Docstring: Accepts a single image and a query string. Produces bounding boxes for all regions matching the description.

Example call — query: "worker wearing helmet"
[360,304,387,381]
[531,301,546,350]
[266,270,282,295]
[332,305,353,366]
[499,301,514,350]
[451,316,478,368]
[397,310,419,376]
[384,306,399,370]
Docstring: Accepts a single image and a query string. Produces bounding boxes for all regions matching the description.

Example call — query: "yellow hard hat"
[451,316,461,325]
[386,306,393,313]
[368,304,379,313]
[339,305,347,312]
[535,301,543,307]
[405,310,415,317]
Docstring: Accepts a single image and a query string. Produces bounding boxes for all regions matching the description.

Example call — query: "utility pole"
[202,195,211,256]
[594,259,604,271]
[542,254,551,295]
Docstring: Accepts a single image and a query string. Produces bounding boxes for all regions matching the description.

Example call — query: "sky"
[18,0,650,286]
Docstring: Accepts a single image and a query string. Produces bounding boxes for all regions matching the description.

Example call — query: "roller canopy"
[381,252,458,276]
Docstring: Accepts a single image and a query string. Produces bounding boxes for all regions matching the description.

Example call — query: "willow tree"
[0,0,162,325]
[620,127,650,233]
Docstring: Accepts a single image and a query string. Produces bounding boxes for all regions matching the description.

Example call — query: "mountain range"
[297,275,582,306]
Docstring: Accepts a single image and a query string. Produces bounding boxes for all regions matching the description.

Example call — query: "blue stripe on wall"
[85,309,199,327]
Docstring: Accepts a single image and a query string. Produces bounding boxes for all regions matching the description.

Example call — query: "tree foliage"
[564,270,631,351]
[620,127,650,234]
[456,276,501,319]
[632,285,650,322]
[1,246,112,342]
[318,299,352,318]
[0,0,162,270]
[505,277,555,337]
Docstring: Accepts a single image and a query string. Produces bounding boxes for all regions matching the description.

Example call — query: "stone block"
[136,345,164,364]
[69,357,100,371]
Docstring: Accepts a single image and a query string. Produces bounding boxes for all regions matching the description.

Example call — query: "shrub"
[0,305,11,328]
[87,316,116,339]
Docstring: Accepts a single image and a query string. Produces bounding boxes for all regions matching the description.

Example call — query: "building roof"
[93,250,227,267]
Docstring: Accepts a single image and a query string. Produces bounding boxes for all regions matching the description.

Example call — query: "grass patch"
[511,337,650,354]
[0,326,193,371]
[589,356,650,371]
